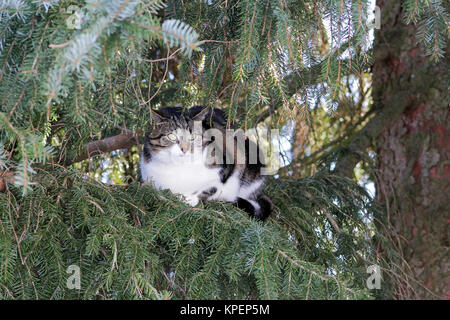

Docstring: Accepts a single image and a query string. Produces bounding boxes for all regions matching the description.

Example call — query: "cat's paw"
[181,194,200,207]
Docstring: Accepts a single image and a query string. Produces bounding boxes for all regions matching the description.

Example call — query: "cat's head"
[145,106,223,157]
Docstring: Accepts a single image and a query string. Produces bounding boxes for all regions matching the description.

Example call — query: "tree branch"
[69,131,142,165]
[0,131,142,192]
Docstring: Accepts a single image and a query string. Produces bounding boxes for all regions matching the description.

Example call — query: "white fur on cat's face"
[167,143,188,157]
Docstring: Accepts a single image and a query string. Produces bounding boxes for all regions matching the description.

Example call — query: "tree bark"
[69,132,139,165]
[373,0,449,299]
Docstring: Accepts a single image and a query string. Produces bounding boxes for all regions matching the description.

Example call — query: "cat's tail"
[237,195,273,221]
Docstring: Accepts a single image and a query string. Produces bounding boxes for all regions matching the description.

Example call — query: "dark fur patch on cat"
[198,187,218,201]
[236,197,255,215]
[254,195,273,221]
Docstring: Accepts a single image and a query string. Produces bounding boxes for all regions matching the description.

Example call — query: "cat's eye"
[189,133,196,141]
[167,133,177,142]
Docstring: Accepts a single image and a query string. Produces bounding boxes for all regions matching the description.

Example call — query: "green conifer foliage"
[0,0,446,299]
[0,169,378,299]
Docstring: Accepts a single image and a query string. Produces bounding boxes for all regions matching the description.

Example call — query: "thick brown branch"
[71,132,141,164]
[0,132,142,191]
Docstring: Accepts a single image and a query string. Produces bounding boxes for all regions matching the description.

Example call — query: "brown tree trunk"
[373,0,449,299]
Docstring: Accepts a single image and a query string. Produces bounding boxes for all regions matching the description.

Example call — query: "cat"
[140,106,272,220]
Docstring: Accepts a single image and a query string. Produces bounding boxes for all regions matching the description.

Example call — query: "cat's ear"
[150,108,168,123]
[190,107,210,121]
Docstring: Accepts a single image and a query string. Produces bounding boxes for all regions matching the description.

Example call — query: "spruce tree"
[0,0,447,299]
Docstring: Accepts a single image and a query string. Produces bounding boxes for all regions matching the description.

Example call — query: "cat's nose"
[180,142,190,153]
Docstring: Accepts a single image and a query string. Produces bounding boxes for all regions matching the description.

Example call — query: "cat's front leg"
[181,193,200,207]
[197,187,218,201]
[180,186,218,207]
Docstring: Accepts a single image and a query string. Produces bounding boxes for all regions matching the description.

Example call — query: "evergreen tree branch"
[0,131,143,191]
[66,131,142,166]
[256,54,371,123]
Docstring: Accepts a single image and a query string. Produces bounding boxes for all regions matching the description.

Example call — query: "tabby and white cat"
[140,106,272,220]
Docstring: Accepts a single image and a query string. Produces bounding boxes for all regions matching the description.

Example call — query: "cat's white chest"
[140,145,221,196]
